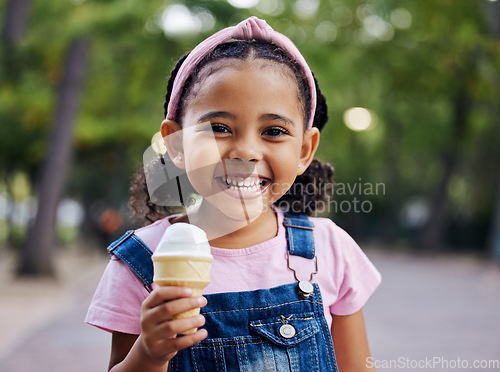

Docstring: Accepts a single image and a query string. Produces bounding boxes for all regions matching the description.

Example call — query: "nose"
[227,134,262,162]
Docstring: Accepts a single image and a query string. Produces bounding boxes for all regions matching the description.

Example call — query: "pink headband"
[166,16,316,129]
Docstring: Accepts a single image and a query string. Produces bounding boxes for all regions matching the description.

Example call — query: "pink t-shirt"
[85,208,381,335]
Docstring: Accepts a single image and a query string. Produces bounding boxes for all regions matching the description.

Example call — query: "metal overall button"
[298,280,314,299]
[286,250,318,298]
[279,324,296,339]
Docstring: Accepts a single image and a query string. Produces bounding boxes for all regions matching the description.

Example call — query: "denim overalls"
[108,213,338,372]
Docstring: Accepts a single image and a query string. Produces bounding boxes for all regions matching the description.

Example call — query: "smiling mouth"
[217,176,271,193]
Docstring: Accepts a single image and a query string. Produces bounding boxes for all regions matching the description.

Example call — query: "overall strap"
[107,230,154,292]
[283,212,315,259]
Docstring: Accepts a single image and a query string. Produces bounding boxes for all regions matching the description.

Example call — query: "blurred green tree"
[19,38,90,276]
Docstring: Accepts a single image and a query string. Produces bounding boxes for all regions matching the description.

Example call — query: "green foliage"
[1,0,498,249]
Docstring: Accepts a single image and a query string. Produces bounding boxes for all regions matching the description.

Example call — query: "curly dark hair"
[129,39,334,224]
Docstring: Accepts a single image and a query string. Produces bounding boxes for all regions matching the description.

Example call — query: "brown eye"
[211,123,231,133]
[263,127,289,137]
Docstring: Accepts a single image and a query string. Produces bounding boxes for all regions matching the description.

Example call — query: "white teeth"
[221,177,265,191]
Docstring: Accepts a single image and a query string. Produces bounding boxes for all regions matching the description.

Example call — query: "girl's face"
[163,59,319,224]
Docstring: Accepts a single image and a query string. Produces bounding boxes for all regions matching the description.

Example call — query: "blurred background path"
[0,249,110,372]
[364,250,500,372]
[0,248,499,372]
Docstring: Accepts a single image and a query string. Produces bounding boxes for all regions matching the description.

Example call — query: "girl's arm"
[331,309,375,372]
[109,332,138,370]
[108,287,208,372]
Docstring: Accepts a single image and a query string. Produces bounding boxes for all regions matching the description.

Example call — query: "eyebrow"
[197,111,236,123]
[260,113,296,127]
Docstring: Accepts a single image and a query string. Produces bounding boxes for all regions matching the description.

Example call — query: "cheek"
[273,146,302,173]
[269,157,301,193]
[183,138,223,191]
[184,135,221,165]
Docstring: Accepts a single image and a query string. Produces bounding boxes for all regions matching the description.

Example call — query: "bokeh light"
[256,0,285,15]
[315,21,337,43]
[293,0,320,19]
[363,15,395,41]
[391,8,412,29]
[57,199,85,228]
[159,4,214,37]
[227,0,259,8]
[343,107,376,131]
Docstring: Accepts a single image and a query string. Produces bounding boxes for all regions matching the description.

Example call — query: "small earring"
[177,155,183,161]
[298,164,302,169]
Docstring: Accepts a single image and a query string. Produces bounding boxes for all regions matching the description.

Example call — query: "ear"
[297,127,320,176]
[161,119,185,169]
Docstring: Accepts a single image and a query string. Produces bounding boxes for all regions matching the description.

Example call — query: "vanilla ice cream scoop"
[154,222,212,258]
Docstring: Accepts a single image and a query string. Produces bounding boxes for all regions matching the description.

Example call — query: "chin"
[222,201,265,222]
[209,194,267,222]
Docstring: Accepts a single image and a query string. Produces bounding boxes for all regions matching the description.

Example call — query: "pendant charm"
[297,280,314,299]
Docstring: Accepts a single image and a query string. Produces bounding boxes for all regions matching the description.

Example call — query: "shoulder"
[308,216,373,270]
[309,216,358,249]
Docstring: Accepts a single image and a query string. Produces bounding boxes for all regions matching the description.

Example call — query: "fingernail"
[197,296,207,306]
[197,328,208,339]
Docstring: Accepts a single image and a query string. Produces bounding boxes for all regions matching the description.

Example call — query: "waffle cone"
[153,255,212,334]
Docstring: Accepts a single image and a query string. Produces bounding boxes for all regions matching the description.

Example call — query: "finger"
[148,296,207,324]
[157,313,206,336]
[141,313,205,351]
[162,328,208,354]
[143,286,193,309]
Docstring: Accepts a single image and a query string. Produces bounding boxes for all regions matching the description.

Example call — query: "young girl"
[86,16,381,371]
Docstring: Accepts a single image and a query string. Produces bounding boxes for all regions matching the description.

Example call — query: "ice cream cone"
[152,223,213,334]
